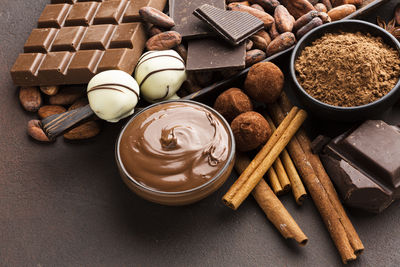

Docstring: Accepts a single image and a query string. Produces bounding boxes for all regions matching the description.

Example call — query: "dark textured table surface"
[1,1,400,266]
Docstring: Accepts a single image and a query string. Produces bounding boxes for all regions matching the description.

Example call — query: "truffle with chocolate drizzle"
[87,70,140,122]
[135,50,187,103]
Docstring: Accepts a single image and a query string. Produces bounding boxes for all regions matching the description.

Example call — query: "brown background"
[1,1,400,266]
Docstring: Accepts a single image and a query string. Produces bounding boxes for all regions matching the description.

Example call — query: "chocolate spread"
[119,102,231,192]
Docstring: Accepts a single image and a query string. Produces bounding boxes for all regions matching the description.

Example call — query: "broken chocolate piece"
[311,135,331,154]
[193,4,264,45]
[186,38,246,72]
[170,0,226,39]
[321,120,400,213]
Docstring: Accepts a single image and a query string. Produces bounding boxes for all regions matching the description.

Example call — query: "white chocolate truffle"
[135,50,186,103]
[87,70,139,123]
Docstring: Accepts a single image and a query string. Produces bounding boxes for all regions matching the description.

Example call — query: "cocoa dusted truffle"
[244,62,284,103]
[214,88,253,122]
[231,111,272,152]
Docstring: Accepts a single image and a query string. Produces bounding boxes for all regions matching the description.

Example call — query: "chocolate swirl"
[119,102,231,192]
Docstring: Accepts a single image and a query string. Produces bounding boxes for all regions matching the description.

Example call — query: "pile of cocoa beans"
[21,85,100,142]
[227,0,362,67]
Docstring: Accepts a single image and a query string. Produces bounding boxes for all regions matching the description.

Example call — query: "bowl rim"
[290,19,400,111]
[115,99,236,196]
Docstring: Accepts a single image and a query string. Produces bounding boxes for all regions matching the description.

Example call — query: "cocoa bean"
[49,87,85,106]
[148,25,163,37]
[249,0,280,13]
[296,17,323,39]
[250,4,265,12]
[228,3,274,29]
[40,85,59,96]
[19,86,42,112]
[293,10,319,32]
[314,3,327,13]
[139,7,175,28]
[38,105,67,119]
[327,4,356,21]
[27,120,51,142]
[250,35,268,51]
[246,39,254,50]
[174,44,187,62]
[274,5,295,33]
[63,121,101,140]
[396,4,400,25]
[68,98,89,111]
[279,0,316,19]
[317,12,331,23]
[331,0,362,7]
[255,30,271,44]
[146,31,182,51]
[321,0,333,11]
[269,21,280,40]
[266,32,296,56]
[245,49,266,67]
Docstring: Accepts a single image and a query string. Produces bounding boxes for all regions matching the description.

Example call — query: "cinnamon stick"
[279,93,364,255]
[235,153,308,245]
[273,157,291,193]
[223,107,307,210]
[269,96,364,263]
[267,166,284,195]
[264,114,307,205]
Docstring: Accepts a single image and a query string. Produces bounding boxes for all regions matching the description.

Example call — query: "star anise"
[377,17,400,41]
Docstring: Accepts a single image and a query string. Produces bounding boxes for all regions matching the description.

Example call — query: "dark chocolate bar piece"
[11,0,167,86]
[193,4,263,45]
[170,0,226,39]
[320,120,400,213]
[186,38,246,72]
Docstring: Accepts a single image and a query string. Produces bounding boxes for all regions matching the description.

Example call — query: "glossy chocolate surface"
[170,0,225,39]
[119,101,232,192]
[321,120,400,213]
[10,0,168,86]
[186,38,246,72]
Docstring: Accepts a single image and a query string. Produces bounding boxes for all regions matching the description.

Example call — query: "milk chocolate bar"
[170,0,226,39]
[193,4,263,45]
[11,0,167,86]
[320,120,400,213]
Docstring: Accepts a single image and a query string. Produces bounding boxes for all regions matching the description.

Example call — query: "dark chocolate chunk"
[193,4,264,45]
[311,135,331,154]
[321,120,400,213]
[186,38,246,72]
[170,0,226,39]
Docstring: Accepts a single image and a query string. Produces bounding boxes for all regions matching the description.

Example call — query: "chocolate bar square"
[97,48,139,74]
[11,53,45,85]
[51,26,86,51]
[66,50,104,83]
[80,25,115,50]
[38,52,73,84]
[123,0,167,22]
[93,0,128,24]
[24,28,59,53]
[37,4,71,28]
[109,23,145,49]
[65,1,99,26]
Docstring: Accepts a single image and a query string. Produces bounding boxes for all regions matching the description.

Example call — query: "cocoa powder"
[295,32,400,107]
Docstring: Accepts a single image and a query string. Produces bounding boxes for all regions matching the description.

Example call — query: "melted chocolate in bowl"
[116,100,235,205]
